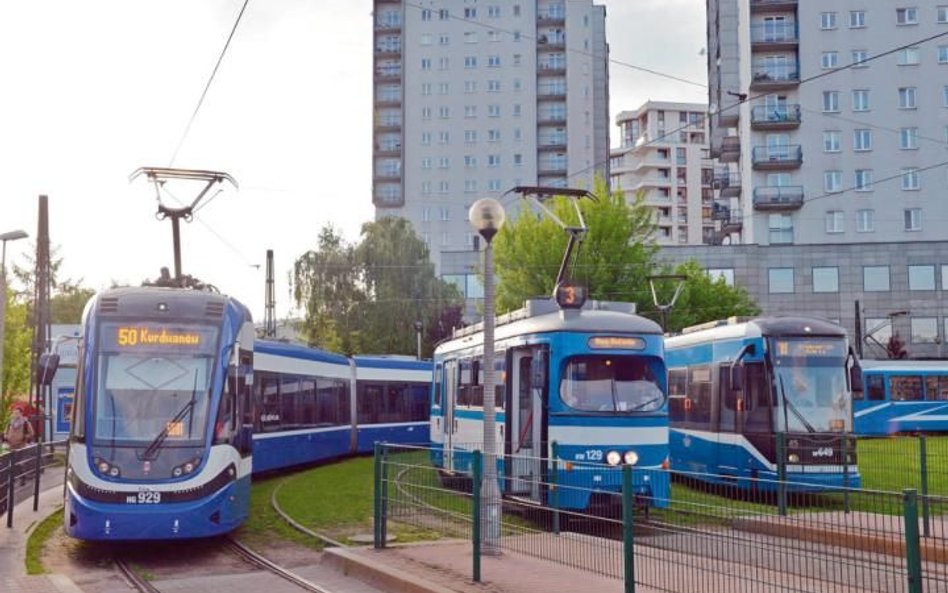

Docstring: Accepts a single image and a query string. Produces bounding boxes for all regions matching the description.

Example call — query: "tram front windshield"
[561,355,665,412]
[770,337,850,433]
[93,322,219,447]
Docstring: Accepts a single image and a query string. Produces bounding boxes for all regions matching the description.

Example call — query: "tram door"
[507,348,544,500]
[443,360,458,473]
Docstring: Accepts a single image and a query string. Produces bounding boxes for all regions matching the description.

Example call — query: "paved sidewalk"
[0,467,83,593]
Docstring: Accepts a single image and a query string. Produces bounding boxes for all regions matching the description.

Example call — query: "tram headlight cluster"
[788,453,800,464]
[94,458,121,478]
[172,457,202,478]
[605,450,639,466]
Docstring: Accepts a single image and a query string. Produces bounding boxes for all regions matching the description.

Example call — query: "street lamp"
[0,229,29,398]
[469,197,505,556]
[414,320,423,360]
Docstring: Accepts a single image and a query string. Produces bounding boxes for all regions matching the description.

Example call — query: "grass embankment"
[857,436,948,494]
[25,508,63,574]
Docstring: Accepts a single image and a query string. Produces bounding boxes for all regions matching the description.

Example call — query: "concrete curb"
[323,547,459,593]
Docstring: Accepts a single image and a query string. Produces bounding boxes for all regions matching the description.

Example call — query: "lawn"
[857,436,948,495]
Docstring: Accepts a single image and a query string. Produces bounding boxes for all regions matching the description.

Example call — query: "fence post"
[622,464,636,593]
[6,450,16,528]
[919,436,930,538]
[472,450,482,583]
[32,443,41,512]
[903,489,923,593]
[776,432,787,517]
[551,441,560,535]
[842,435,850,514]
[380,444,389,548]
[373,442,383,549]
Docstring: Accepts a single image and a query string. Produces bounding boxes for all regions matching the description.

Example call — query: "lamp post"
[469,198,505,556]
[414,320,423,360]
[0,229,29,398]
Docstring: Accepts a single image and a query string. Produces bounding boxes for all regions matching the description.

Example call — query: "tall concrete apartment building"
[372,0,611,293]
[671,0,948,357]
[610,101,721,246]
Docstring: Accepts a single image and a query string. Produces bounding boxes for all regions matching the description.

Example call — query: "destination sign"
[588,336,646,350]
[774,339,846,358]
[101,322,217,353]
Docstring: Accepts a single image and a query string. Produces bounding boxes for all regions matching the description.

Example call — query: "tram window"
[298,379,317,425]
[926,375,948,401]
[495,354,506,410]
[281,377,301,427]
[866,375,885,401]
[336,379,351,425]
[258,372,281,432]
[72,357,86,440]
[470,359,484,407]
[458,360,472,406]
[744,363,772,433]
[890,376,923,401]
[690,381,712,426]
[433,363,442,407]
[358,383,384,423]
[410,384,429,421]
[315,378,337,425]
[214,380,236,443]
[668,369,688,397]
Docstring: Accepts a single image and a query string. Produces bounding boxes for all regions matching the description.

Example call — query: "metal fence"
[0,440,66,527]
[374,442,947,593]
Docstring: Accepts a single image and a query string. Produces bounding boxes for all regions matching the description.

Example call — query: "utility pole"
[264,249,276,338]
[29,195,52,441]
[854,300,863,358]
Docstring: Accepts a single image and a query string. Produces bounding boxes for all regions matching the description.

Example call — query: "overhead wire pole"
[647,274,687,334]
[29,195,52,442]
[264,249,276,337]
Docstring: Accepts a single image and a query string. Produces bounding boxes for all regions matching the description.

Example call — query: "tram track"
[114,537,338,593]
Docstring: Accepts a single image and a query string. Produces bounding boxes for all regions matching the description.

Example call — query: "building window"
[438,82,449,95]
[813,267,839,293]
[439,206,450,221]
[421,181,431,195]
[909,265,936,290]
[898,47,921,65]
[488,129,500,142]
[944,86,948,107]
[421,9,431,21]
[852,90,870,111]
[825,210,844,233]
[899,87,918,108]
[488,5,501,18]
[488,104,501,117]
[463,7,476,18]
[421,82,432,95]
[421,107,432,120]
[905,208,922,231]
[857,209,875,232]
[864,266,890,291]
[769,268,794,294]
[438,8,449,20]
[421,132,431,145]
[487,154,501,167]
[902,168,921,190]
[820,12,838,30]
[939,6,948,22]
[855,169,873,191]
[421,157,432,170]
[939,46,948,63]
[488,55,501,67]
[464,105,476,118]
[438,181,449,193]
[487,80,501,92]
[900,127,919,149]
[822,91,840,112]
[439,34,449,45]
[852,49,869,67]
[823,131,841,152]
[488,179,502,191]
[464,155,477,168]
[464,130,477,144]
[911,318,939,344]
[850,10,866,28]
[824,170,842,192]
[707,269,735,286]
[853,129,872,151]
[420,58,431,70]
[821,52,838,69]
[464,56,477,69]
[513,153,523,166]
[438,131,449,145]
[464,180,477,193]
[769,214,793,244]
[897,7,919,25]
[438,106,450,119]
[438,156,449,169]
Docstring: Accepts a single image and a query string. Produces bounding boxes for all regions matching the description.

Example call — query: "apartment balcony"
[752,145,802,170]
[713,170,742,197]
[749,0,797,13]
[753,185,804,210]
[537,34,566,50]
[374,67,402,82]
[750,23,798,51]
[374,45,402,59]
[749,64,800,91]
[719,136,741,163]
[537,85,567,101]
[374,172,402,183]
[374,98,401,108]
[751,105,801,130]
[538,138,567,152]
[375,19,401,32]
[538,113,568,125]
[539,164,569,176]
[374,121,402,133]
[538,62,567,76]
[537,11,566,26]
[374,145,401,158]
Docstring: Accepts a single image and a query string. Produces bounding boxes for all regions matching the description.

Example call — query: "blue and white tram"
[65,287,431,540]
[855,360,948,436]
[430,299,670,511]
[665,316,862,491]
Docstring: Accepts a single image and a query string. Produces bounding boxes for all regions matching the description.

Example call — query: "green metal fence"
[374,442,948,593]
[0,440,64,527]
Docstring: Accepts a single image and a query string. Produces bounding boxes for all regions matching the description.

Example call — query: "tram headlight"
[172,467,183,478]
[788,453,800,464]
[606,450,622,466]
[95,458,120,478]
[97,460,110,473]
[623,450,639,466]
[108,467,120,477]
[172,457,202,478]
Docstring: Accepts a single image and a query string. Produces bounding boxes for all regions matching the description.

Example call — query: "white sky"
[0,0,706,320]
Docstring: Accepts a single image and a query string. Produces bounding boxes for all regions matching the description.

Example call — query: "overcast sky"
[0,0,706,320]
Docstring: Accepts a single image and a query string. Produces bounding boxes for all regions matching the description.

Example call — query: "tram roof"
[859,359,948,372]
[255,339,351,365]
[666,315,847,349]
[91,286,250,322]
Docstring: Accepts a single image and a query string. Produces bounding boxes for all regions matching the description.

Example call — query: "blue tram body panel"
[65,287,433,541]
[854,361,948,436]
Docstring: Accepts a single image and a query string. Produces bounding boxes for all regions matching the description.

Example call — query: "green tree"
[51,285,95,324]
[11,244,95,324]
[294,219,463,357]
[492,177,656,312]
[660,260,760,333]
[2,287,32,425]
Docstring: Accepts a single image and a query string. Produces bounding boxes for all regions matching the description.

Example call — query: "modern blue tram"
[64,287,431,540]
[855,360,948,436]
[665,316,862,491]
[430,299,670,511]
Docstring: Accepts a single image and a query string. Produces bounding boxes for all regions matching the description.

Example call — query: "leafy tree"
[492,177,656,312]
[294,219,463,357]
[2,288,31,426]
[659,260,760,333]
[11,244,94,324]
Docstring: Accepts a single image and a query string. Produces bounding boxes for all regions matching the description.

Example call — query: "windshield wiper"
[778,374,816,433]
[141,398,196,461]
[628,394,664,412]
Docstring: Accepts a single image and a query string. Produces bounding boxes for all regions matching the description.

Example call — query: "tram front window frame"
[560,354,665,413]
[769,337,851,433]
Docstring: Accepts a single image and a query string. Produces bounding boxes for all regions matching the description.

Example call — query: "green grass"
[857,436,948,495]
[25,508,63,574]
[239,475,326,549]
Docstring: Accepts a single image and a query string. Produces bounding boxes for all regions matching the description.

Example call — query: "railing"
[1,440,67,528]
[750,22,798,44]
[751,104,802,125]
[374,441,947,593]
[752,145,803,165]
[753,185,805,209]
[750,64,800,84]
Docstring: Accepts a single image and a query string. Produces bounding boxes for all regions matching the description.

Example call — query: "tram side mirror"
[237,424,254,455]
[730,364,745,392]
[849,364,864,394]
[531,353,547,389]
[36,353,60,386]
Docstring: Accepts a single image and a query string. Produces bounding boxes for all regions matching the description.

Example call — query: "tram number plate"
[129,489,161,504]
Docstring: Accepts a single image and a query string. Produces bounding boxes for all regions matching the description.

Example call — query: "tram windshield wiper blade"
[142,398,196,461]
[628,394,663,412]
[779,374,816,433]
